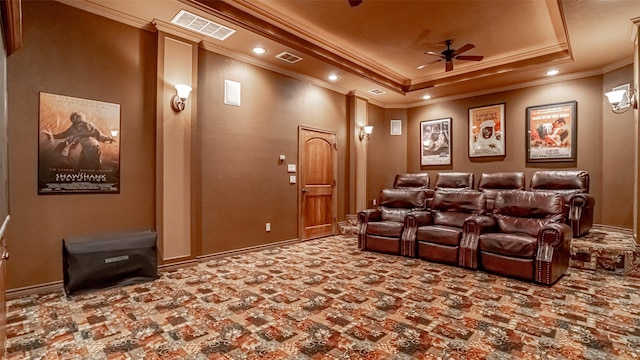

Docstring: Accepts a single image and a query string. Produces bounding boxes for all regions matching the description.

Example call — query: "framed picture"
[526,101,577,162]
[38,92,121,194]
[420,118,451,166]
[468,103,505,157]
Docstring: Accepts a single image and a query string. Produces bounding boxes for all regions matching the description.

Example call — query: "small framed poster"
[420,118,451,166]
[469,103,505,157]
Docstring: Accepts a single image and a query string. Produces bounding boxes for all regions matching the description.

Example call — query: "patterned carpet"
[5,235,640,359]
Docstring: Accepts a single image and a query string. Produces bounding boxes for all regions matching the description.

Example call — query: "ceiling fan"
[418,40,484,72]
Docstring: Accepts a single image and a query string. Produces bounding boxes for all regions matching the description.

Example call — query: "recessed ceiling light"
[422,95,432,100]
[328,74,339,81]
[546,69,559,76]
[252,47,267,54]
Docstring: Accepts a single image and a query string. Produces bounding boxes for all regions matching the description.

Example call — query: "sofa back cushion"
[478,172,525,191]
[494,191,565,237]
[434,172,474,190]
[432,190,486,228]
[530,170,589,193]
[393,173,430,189]
[379,188,426,222]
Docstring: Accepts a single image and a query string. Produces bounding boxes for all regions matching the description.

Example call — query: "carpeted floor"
[5,235,640,359]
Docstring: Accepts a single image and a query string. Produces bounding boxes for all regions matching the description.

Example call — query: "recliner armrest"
[535,222,572,285]
[358,209,381,224]
[568,193,595,208]
[459,215,496,269]
[464,214,497,233]
[408,210,432,227]
[358,209,381,250]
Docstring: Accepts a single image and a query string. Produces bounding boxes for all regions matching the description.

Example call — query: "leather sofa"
[478,171,526,211]
[466,191,572,285]
[358,188,427,256]
[529,170,595,237]
[405,190,491,269]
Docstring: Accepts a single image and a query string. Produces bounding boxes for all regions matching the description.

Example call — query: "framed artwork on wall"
[526,100,577,162]
[468,103,505,157]
[38,92,121,194]
[420,118,451,166]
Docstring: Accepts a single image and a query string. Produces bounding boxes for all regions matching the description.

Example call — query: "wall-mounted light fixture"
[604,85,637,114]
[359,125,373,141]
[171,84,192,112]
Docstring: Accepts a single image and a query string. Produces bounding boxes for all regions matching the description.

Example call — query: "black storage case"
[63,230,158,296]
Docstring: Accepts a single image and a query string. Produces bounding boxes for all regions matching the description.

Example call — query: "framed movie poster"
[468,103,505,157]
[526,101,577,162]
[38,92,121,194]
[421,118,451,166]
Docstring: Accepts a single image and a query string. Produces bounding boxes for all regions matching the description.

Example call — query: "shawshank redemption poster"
[38,92,120,194]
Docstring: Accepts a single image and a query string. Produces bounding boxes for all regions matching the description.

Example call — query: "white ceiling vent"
[171,10,236,41]
[368,89,386,95]
[276,52,303,64]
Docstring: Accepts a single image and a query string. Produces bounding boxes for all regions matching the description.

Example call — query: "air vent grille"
[276,52,303,64]
[171,10,236,41]
[368,89,386,95]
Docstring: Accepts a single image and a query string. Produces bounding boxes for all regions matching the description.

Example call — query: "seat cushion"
[416,225,462,246]
[366,221,404,238]
[479,233,537,258]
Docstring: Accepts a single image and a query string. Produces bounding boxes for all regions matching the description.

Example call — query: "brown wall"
[6,2,157,289]
[197,50,348,254]
[366,105,407,208]
[602,65,635,228]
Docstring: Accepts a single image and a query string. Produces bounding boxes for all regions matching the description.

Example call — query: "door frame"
[298,126,338,241]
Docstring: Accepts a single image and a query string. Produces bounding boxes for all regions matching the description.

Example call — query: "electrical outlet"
[373,199,377,205]
[265,223,271,232]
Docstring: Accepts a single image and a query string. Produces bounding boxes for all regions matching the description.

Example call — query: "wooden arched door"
[298,126,337,240]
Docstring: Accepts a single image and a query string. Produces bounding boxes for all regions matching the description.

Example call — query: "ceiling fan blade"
[453,43,475,56]
[445,60,454,72]
[425,51,444,58]
[456,55,484,61]
[348,0,363,7]
[417,59,443,69]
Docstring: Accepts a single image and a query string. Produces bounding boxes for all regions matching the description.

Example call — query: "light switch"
[279,155,286,161]
[289,175,296,184]
[287,164,296,173]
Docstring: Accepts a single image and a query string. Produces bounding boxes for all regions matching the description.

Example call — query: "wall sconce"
[604,87,637,114]
[171,84,192,112]
[359,125,373,141]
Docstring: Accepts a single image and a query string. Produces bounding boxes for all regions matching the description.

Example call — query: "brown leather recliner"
[478,172,526,211]
[529,170,595,237]
[393,173,430,190]
[468,191,572,285]
[404,190,491,269]
[358,188,427,256]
